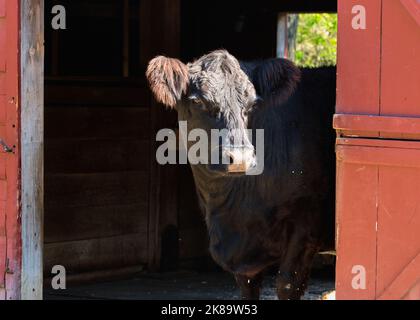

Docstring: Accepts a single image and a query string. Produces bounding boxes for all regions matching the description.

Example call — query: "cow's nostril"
[228,155,235,165]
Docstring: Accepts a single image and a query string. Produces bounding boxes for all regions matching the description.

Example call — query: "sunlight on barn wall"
[293,14,337,67]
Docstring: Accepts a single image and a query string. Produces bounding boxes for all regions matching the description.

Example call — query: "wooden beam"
[50,0,59,76]
[20,0,44,300]
[276,13,288,58]
[122,0,130,77]
[378,249,420,299]
[139,0,152,67]
[334,114,420,140]
[43,265,144,287]
[3,0,21,300]
[147,0,181,270]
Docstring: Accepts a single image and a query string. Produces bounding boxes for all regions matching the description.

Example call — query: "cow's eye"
[189,95,202,105]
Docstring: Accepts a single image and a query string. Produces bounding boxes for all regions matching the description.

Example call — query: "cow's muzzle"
[207,145,256,175]
[224,146,256,174]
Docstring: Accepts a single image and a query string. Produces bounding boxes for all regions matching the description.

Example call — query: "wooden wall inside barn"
[42,0,190,277]
[44,81,151,274]
[43,0,336,277]
[42,0,163,276]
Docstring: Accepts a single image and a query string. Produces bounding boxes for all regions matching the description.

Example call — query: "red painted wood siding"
[0,0,20,300]
[336,0,382,115]
[336,0,420,300]
[381,0,420,117]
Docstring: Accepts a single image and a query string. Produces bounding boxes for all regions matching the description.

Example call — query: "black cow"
[146,50,335,300]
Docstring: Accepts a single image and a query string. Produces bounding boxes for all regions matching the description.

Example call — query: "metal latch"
[0,139,13,153]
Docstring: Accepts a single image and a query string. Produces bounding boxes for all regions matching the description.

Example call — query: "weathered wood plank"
[43,266,144,286]
[0,235,5,291]
[0,180,5,201]
[0,200,5,234]
[147,0,181,270]
[44,233,148,274]
[45,106,150,140]
[0,156,5,180]
[45,83,149,106]
[45,171,149,208]
[44,203,148,243]
[3,0,20,300]
[122,0,130,77]
[139,0,152,67]
[176,165,209,263]
[0,19,5,71]
[0,74,5,94]
[179,227,209,261]
[20,0,44,300]
[0,95,6,122]
[0,0,5,17]
[45,138,149,173]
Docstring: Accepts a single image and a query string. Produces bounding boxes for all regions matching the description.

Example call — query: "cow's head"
[146,50,300,176]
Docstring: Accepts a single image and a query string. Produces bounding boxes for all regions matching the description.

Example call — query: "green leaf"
[293,14,337,67]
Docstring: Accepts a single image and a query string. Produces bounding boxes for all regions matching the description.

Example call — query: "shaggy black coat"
[147,50,336,299]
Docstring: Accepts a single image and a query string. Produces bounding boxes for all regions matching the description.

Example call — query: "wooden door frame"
[19,0,44,299]
[12,0,183,297]
[146,0,181,270]
[0,0,43,300]
[18,0,180,297]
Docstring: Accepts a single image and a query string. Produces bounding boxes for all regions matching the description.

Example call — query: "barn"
[0,0,419,300]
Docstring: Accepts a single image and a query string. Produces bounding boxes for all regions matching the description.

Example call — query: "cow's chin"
[206,162,256,177]
[206,164,242,177]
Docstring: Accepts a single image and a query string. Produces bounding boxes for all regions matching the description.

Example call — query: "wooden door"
[0,0,43,300]
[375,0,420,299]
[335,0,420,299]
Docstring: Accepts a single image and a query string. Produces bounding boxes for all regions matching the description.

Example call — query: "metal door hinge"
[5,258,13,275]
[0,139,13,153]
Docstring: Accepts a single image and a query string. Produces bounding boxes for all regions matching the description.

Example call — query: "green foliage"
[294,14,337,67]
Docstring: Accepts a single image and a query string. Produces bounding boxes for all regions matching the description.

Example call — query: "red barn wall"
[0,0,21,300]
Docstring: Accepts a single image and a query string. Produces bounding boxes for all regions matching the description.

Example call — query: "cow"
[146,50,336,300]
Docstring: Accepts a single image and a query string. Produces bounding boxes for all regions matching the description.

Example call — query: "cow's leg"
[234,272,264,300]
[276,243,318,300]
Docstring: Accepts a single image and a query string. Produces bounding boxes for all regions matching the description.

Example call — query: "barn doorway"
[41,0,337,299]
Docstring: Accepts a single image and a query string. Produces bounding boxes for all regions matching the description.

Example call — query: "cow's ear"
[252,58,301,100]
[146,56,189,108]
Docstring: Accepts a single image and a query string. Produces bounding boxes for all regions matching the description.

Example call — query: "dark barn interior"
[43,0,337,299]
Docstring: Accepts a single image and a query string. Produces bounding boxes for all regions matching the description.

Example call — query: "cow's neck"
[189,164,237,210]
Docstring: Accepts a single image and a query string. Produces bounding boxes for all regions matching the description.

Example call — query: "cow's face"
[146,50,301,176]
[147,50,258,175]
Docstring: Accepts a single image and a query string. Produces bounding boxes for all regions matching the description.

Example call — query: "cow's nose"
[223,147,255,174]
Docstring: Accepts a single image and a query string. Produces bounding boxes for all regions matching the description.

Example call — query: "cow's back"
[248,66,336,247]
[250,66,336,198]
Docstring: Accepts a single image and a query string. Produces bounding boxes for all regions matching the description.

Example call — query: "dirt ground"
[44,271,335,300]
